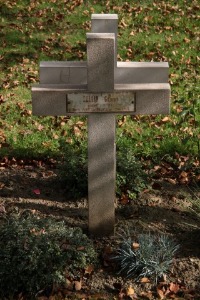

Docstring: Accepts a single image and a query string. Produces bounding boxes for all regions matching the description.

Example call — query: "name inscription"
[66,92,135,113]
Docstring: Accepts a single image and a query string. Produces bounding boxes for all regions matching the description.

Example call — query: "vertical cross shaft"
[87,15,118,236]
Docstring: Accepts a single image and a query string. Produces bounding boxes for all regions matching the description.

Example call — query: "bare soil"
[0,163,200,299]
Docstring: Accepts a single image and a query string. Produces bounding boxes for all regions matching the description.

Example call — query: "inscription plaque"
[66,92,135,113]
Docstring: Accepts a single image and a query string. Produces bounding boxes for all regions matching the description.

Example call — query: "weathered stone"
[87,33,115,92]
[91,14,118,66]
[40,61,87,84]
[115,62,169,84]
[115,83,170,114]
[88,113,116,236]
[32,83,170,116]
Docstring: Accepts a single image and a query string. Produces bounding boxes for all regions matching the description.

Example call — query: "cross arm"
[32,83,170,116]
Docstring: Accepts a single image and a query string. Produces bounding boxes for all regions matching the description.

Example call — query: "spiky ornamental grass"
[114,233,179,283]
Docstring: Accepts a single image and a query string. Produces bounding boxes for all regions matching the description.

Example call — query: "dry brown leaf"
[140,277,150,283]
[132,242,140,250]
[0,182,5,189]
[162,116,171,123]
[180,171,188,178]
[0,204,6,214]
[74,280,82,291]
[169,282,180,293]
[37,124,44,131]
[126,286,137,299]
[53,133,59,140]
[126,286,135,296]
[157,288,165,300]
[66,137,73,144]
[85,264,94,274]
[184,37,190,43]
[166,178,177,185]
[156,282,169,299]
[120,193,129,205]
[74,126,81,137]
[76,121,85,127]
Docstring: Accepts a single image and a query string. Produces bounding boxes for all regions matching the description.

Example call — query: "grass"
[113,232,179,283]
[0,0,199,192]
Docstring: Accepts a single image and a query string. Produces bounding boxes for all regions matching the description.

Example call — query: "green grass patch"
[0,0,199,196]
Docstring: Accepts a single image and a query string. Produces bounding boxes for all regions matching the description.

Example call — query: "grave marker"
[32,14,170,236]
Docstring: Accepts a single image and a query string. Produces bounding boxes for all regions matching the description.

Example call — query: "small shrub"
[0,212,97,298]
[60,142,149,199]
[117,148,149,199]
[59,142,88,198]
[114,232,179,283]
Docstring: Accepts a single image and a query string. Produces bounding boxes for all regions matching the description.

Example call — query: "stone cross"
[32,14,170,236]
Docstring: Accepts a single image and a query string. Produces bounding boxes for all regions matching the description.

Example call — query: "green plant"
[0,212,97,298]
[59,142,149,199]
[0,0,199,180]
[117,147,149,199]
[114,232,179,283]
[59,141,88,198]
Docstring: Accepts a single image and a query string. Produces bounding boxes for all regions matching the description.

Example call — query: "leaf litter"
[0,162,200,299]
[0,0,200,298]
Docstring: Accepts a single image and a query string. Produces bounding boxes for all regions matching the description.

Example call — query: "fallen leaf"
[166,178,177,185]
[126,286,135,296]
[0,204,6,214]
[0,182,5,189]
[126,286,136,299]
[120,193,129,205]
[162,116,171,123]
[66,137,73,144]
[184,37,190,43]
[74,126,81,137]
[74,280,82,291]
[85,264,94,274]
[37,124,44,131]
[132,242,140,250]
[76,121,85,127]
[156,282,170,299]
[180,171,188,178]
[140,277,150,283]
[169,282,179,293]
[157,288,165,300]
[33,189,41,195]
[53,133,59,140]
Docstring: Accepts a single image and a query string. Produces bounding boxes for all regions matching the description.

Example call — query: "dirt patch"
[0,164,200,299]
